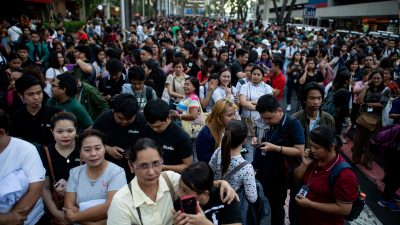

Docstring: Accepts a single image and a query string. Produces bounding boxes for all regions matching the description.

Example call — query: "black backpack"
[329,162,365,221]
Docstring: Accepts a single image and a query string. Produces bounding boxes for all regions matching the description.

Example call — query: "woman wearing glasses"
[63,129,127,225]
[107,138,237,225]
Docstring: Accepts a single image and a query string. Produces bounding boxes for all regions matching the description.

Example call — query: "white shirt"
[0,138,46,225]
[8,26,22,42]
[239,82,273,120]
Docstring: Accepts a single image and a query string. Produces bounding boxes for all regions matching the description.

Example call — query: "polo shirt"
[143,122,193,166]
[297,154,358,225]
[107,171,181,225]
[270,72,286,101]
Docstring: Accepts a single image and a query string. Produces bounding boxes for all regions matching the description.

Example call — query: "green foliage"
[63,21,86,33]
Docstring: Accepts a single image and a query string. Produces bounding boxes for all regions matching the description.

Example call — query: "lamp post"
[329,19,334,31]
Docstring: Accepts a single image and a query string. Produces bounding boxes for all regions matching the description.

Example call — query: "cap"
[262,39,271,46]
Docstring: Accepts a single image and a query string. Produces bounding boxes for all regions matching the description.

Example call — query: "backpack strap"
[328,161,352,192]
[223,161,250,181]
[145,86,153,101]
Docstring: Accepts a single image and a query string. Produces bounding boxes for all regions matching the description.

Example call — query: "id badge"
[297,185,309,198]
[367,107,373,112]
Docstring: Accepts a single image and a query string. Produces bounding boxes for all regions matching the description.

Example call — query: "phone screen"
[180,195,197,214]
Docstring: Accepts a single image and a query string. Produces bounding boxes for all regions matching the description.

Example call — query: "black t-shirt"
[93,110,147,150]
[303,71,324,85]
[39,142,81,183]
[98,74,128,97]
[143,122,192,165]
[229,61,243,87]
[10,105,60,146]
[174,187,242,225]
[93,110,146,181]
[186,59,200,78]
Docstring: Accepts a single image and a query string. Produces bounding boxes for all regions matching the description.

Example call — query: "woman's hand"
[218,180,238,204]
[170,110,180,119]
[302,149,314,166]
[172,209,189,225]
[63,207,78,223]
[54,209,68,225]
[295,195,312,208]
[182,202,212,225]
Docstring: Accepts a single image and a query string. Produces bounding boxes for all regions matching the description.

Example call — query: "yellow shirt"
[107,171,180,225]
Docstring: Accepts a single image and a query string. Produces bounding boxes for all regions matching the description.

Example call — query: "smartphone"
[251,143,265,150]
[180,195,197,214]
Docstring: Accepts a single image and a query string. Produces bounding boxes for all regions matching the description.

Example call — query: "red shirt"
[270,71,286,101]
[297,154,358,225]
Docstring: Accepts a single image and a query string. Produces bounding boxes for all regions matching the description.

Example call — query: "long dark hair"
[185,76,200,97]
[221,120,248,176]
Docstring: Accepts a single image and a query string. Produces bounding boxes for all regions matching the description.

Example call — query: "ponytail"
[221,129,232,176]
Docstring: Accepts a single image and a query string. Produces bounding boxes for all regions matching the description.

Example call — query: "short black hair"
[272,58,284,70]
[141,46,153,55]
[57,73,78,97]
[113,93,139,119]
[256,94,280,113]
[300,82,325,108]
[0,109,10,132]
[106,59,124,73]
[128,65,145,81]
[127,138,163,163]
[236,48,248,58]
[78,129,107,151]
[15,74,43,95]
[143,99,170,124]
[181,162,214,193]
[74,45,92,59]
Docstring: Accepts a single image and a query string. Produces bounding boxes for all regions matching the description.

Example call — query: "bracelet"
[279,146,283,153]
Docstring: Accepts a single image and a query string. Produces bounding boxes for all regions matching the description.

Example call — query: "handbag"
[181,106,209,139]
[356,112,380,132]
[43,146,65,225]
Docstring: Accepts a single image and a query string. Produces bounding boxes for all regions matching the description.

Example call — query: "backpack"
[324,63,335,86]
[370,123,400,152]
[322,87,346,117]
[223,160,271,225]
[329,161,365,221]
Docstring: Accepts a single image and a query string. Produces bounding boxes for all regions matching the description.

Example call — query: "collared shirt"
[297,154,358,225]
[107,171,181,225]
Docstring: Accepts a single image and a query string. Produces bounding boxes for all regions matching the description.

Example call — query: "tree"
[272,0,297,27]
[227,0,250,21]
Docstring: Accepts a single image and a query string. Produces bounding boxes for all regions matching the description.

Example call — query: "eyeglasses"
[51,84,60,88]
[131,160,163,170]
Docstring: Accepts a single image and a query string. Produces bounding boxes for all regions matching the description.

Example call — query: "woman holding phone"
[107,138,237,225]
[294,125,358,225]
[172,162,242,225]
[41,112,81,224]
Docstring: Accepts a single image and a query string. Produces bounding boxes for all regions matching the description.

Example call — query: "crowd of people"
[0,14,399,225]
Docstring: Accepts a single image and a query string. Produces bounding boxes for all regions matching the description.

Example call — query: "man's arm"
[162,156,193,173]
[11,181,44,216]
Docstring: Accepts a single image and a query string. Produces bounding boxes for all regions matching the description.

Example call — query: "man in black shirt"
[98,58,128,102]
[11,74,59,146]
[143,99,193,173]
[93,93,146,181]
[229,48,248,86]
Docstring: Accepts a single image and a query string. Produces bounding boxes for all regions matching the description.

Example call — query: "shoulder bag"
[181,104,210,139]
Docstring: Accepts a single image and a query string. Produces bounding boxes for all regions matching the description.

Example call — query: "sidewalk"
[341,137,400,196]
